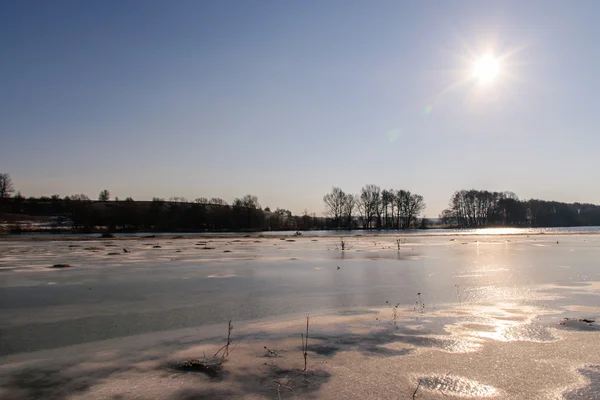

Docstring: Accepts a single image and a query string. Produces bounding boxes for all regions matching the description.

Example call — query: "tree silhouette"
[0,173,15,200]
[98,190,110,202]
[209,198,227,206]
[359,184,381,229]
[323,187,346,228]
[343,193,356,229]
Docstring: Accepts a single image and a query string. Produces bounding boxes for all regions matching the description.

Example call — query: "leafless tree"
[69,193,90,201]
[359,184,381,229]
[234,194,260,209]
[381,189,393,228]
[406,193,425,228]
[194,197,209,204]
[98,190,110,202]
[395,190,408,228]
[209,197,228,206]
[270,208,295,230]
[0,173,15,199]
[388,190,397,228]
[343,193,356,228]
[323,187,346,228]
[375,195,384,228]
[395,190,425,229]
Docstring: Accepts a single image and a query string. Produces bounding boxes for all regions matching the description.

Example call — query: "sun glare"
[472,54,500,83]
[426,41,520,106]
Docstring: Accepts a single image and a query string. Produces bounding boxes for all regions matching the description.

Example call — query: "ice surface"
[1,234,599,398]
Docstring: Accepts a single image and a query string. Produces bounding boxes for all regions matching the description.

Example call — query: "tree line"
[3,172,600,232]
[0,193,325,233]
[1,195,329,232]
[440,189,600,227]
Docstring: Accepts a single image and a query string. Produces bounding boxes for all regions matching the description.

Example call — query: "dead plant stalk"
[300,316,309,371]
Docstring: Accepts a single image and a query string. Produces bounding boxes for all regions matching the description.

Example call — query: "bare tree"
[232,195,261,230]
[270,208,295,230]
[209,197,228,206]
[381,190,393,228]
[323,187,346,228]
[388,190,397,229]
[406,193,425,228]
[0,173,15,199]
[194,197,209,204]
[98,190,110,202]
[69,193,90,201]
[395,190,426,229]
[395,190,409,229]
[343,193,356,229]
[359,184,381,229]
[375,193,384,228]
[234,194,260,209]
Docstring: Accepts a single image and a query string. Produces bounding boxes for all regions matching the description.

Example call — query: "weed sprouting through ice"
[414,293,426,313]
[386,300,401,325]
[300,316,309,371]
[213,320,234,359]
[178,319,235,377]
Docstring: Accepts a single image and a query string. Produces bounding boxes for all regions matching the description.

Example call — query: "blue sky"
[2,0,599,216]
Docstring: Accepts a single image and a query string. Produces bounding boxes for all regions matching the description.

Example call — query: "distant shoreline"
[2,229,600,242]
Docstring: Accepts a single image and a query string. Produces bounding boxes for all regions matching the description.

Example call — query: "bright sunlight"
[472,53,500,83]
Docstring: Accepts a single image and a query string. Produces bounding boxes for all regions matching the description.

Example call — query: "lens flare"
[386,128,400,143]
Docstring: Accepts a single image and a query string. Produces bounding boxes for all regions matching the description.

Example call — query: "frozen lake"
[1,234,599,399]
[4,225,600,239]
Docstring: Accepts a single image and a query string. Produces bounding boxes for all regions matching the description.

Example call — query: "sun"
[472,53,500,83]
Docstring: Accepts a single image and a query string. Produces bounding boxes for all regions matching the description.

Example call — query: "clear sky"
[2,0,599,216]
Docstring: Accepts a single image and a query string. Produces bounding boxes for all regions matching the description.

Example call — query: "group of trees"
[440,190,524,227]
[323,185,426,230]
[440,189,600,227]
